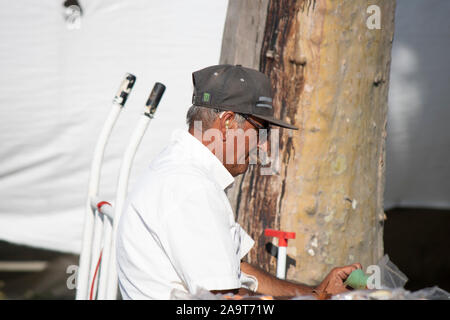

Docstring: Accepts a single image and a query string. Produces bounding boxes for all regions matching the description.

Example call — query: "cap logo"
[257,96,272,109]
[258,96,272,103]
[203,92,211,102]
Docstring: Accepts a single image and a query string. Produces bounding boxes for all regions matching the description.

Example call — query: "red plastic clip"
[264,229,296,247]
[96,201,111,213]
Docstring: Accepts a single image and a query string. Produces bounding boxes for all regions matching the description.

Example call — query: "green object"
[203,92,210,102]
[344,269,369,290]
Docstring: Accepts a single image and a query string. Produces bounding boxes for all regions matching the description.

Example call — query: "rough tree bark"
[220,0,395,285]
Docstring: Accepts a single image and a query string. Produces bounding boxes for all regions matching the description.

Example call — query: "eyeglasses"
[240,114,270,132]
[240,113,271,145]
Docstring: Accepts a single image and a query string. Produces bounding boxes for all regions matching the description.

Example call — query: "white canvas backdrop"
[0,0,448,254]
[0,0,228,253]
[384,0,450,209]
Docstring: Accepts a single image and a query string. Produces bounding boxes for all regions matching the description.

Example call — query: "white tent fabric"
[384,0,450,209]
[0,0,448,254]
[0,0,228,253]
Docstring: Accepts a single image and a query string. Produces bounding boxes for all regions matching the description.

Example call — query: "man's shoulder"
[135,160,214,196]
[150,161,209,183]
[129,135,221,201]
[147,138,203,175]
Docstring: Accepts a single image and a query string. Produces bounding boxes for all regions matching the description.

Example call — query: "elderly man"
[116,64,362,299]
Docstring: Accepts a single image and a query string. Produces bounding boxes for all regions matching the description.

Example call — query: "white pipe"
[86,198,113,300]
[104,82,166,300]
[276,246,287,279]
[76,103,121,300]
[89,83,165,299]
[104,116,151,299]
[264,228,295,280]
[97,211,113,299]
[104,82,165,299]
[76,74,136,300]
[87,210,102,300]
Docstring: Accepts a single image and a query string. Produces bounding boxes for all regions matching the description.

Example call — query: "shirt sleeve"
[237,223,254,260]
[161,176,241,293]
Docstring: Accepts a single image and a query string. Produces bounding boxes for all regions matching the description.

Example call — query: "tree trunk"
[220,0,395,285]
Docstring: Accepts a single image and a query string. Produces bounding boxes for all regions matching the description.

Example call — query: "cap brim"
[252,114,299,130]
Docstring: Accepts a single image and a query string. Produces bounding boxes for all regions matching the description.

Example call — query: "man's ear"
[219,111,235,141]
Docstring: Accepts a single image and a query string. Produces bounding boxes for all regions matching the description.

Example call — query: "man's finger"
[336,270,348,280]
[337,267,357,280]
[336,265,359,277]
[351,263,363,270]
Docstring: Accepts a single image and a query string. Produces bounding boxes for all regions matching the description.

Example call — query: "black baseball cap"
[192,64,298,130]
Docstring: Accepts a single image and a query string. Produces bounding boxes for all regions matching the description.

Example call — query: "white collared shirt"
[116,129,255,299]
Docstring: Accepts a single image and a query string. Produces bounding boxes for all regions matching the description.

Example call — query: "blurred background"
[0,0,449,299]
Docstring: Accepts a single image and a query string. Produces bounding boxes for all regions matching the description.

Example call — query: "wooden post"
[220,0,396,285]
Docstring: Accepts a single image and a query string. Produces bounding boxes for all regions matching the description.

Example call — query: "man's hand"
[314,263,363,296]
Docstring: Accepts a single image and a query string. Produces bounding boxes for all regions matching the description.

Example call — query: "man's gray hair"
[186,105,246,129]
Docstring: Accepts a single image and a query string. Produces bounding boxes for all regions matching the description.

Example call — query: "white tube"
[76,74,136,300]
[86,198,113,300]
[87,209,103,300]
[100,82,164,300]
[75,103,122,300]
[96,212,113,299]
[104,116,151,299]
[277,246,287,280]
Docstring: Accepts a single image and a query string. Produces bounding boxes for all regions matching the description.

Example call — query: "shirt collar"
[170,129,235,190]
